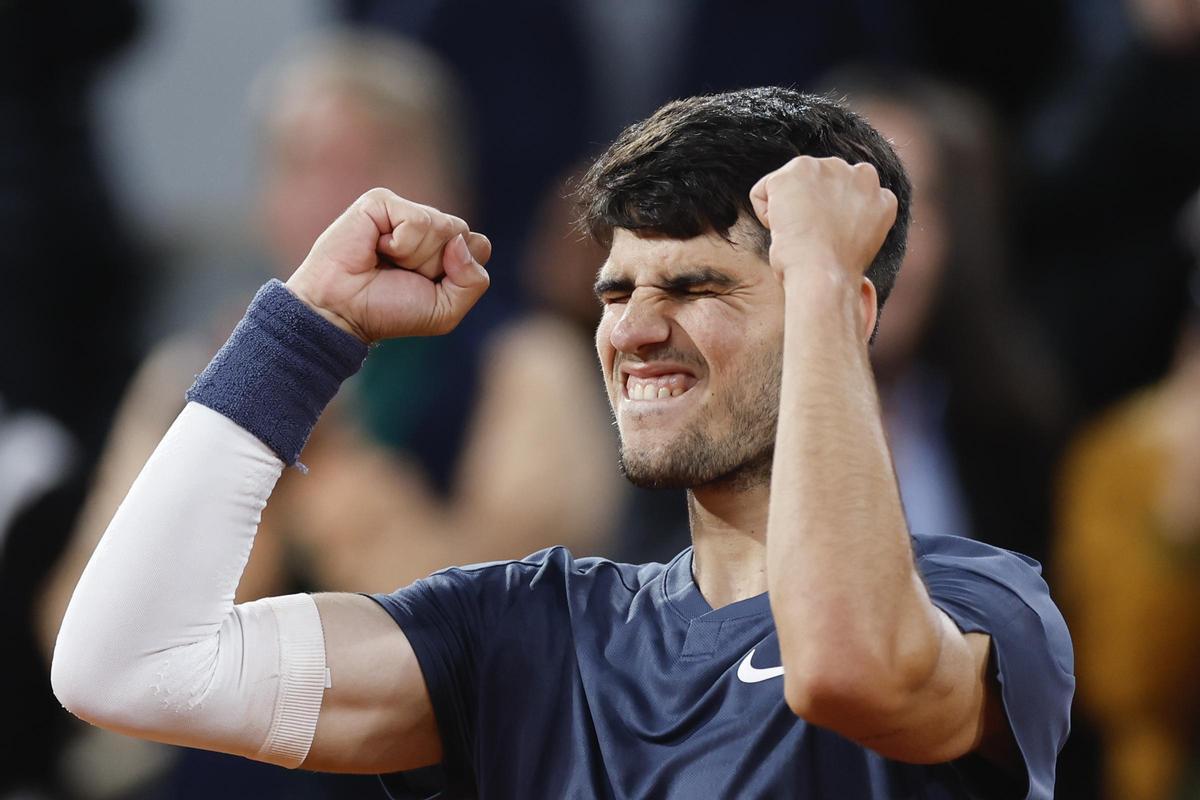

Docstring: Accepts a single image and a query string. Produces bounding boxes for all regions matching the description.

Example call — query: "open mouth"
[620,364,700,402]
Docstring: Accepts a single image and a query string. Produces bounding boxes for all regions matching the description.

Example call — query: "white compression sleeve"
[51,402,327,768]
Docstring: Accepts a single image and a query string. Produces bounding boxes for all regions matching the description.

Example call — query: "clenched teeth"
[624,373,695,401]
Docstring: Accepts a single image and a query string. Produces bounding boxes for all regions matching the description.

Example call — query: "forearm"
[767,265,940,721]
[51,281,367,765]
[51,405,323,759]
[36,338,210,660]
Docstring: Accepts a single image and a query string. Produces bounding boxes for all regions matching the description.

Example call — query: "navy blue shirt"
[371,533,1073,800]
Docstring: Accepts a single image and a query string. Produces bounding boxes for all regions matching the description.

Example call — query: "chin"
[617,439,774,493]
[618,462,697,491]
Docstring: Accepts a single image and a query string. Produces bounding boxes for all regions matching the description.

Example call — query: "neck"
[687,481,770,609]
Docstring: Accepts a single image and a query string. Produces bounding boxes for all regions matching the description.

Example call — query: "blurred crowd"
[2,0,1199,798]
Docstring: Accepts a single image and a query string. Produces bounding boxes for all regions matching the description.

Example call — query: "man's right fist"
[285,187,492,343]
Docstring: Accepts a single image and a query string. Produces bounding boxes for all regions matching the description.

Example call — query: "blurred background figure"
[0,2,145,798]
[1055,193,1200,800]
[830,69,1069,565]
[35,27,621,800]
[1018,0,1200,416]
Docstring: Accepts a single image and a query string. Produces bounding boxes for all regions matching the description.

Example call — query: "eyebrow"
[593,266,737,299]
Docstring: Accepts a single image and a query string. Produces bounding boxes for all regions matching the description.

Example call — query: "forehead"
[597,224,769,284]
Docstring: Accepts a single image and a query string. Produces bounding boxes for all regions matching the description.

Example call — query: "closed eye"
[593,269,736,304]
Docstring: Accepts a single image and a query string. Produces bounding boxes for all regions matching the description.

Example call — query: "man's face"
[594,222,786,490]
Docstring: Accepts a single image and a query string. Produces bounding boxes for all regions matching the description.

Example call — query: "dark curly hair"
[576,86,912,311]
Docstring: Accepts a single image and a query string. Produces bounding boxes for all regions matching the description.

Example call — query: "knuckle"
[434,213,460,235]
[787,155,813,172]
[855,163,881,184]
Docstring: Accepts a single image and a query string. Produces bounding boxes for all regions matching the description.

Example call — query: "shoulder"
[911,536,1074,799]
[384,547,669,609]
[911,532,1072,673]
[912,531,1047,597]
[912,531,1044,581]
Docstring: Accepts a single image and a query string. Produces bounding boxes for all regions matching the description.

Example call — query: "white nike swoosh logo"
[736,648,785,683]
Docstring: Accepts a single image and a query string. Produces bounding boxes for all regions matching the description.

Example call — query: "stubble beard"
[615,347,782,492]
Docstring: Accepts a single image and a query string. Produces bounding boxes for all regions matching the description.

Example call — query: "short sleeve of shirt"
[368,549,558,797]
[914,534,1075,800]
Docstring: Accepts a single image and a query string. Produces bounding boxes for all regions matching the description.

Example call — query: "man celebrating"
[52,87,1072,799]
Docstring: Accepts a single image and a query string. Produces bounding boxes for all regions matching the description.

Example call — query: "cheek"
[689,308,782,390]
[682,305,752,363]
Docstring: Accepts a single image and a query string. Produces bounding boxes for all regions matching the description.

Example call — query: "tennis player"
[52,87,1072,799]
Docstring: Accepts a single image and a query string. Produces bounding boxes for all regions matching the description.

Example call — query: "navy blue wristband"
[186,279,369,465]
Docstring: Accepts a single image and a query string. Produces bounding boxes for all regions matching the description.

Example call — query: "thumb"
[465,231,492,266]
[435,234,490,333]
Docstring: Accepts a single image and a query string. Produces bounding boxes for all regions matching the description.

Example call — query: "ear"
[859,277,878,343]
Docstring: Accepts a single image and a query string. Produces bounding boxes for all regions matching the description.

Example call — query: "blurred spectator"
[1017,0,1200,416]
[38,28,620,799]
[829,69,1069,565]
[0,404,81,800]
[903,0,1069,118]
[1055,193,1200,800]
[0,1,144,455]
[1,2,145,796]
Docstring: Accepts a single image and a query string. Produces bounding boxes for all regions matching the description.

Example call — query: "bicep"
[304,593,442,774]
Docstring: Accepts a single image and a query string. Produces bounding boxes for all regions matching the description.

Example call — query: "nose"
[609,292,671,354]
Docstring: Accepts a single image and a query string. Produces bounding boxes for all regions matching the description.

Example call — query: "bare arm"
[306,594,441,773]
[754,157,1012,766]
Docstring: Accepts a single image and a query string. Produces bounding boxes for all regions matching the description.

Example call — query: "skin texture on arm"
[305,593,442,773]
[755,156,1008,766]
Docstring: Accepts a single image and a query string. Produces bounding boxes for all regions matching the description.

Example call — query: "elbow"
[51,620,135,729]
[50,637,105,724]
[782,648,918,734]
[784,663,896,729]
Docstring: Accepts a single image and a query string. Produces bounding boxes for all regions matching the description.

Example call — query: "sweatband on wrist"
[186,279,368,465]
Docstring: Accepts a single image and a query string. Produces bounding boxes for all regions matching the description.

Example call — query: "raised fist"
[285,187,492,342]
[749,156,897,281]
